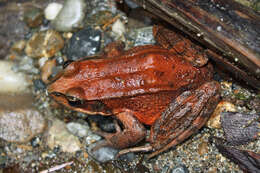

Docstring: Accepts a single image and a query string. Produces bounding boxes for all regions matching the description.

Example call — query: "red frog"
[48,25,220,158]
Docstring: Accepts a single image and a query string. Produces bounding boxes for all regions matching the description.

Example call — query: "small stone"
[198,141,209,156]
[33,79,46,91]
[25,30,64,58]
[17,56,39,74]
[65,27,101,60]
[88,142,119,163]
[46,119,81,153]
[128,26,156,46]
[44,3,63,21]
[51,0,86,32]
[112,19,126,37]
[125,0,139,8]
[11,40,26,54]
[0,61,30,93]
[66,122,90,138]
[40,59,57,84]
[206,101,236,129]
[171,165,189,173]
[23,7,43,28]
[0,95,46,143]
[0,155,8,167]
[31,137,41,148]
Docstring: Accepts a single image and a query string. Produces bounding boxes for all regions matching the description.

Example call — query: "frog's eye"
[51,92,63,97]
[63,60,74,69]
[66,95,85,107]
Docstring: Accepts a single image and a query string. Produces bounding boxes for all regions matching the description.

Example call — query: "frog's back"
[48,45,213,101]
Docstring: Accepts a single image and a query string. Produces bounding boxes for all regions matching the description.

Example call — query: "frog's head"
[47,60,111,115]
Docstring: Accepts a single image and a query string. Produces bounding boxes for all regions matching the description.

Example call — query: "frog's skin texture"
[48,25,220,158]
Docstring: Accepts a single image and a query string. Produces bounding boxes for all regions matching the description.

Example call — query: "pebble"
[206,101,236,129]
[111,19,126,37]
[65,27,102,60]
[44,3,63,21]
[0,94,46,143]
[0,61,30,93]
[51,0,86,32]
[23,7,43,28]
[15,56,38,74]
[46,119,81,153]
[171,165,189,173]
[33,79,46,91]
[128,26,156,46]
[25,30,64,58]
[88,142,119,163]
[66,122,90,138]
[11,40,26,54]
[30,137,41,148]
[198,141,209,156]
[40,59,57,83]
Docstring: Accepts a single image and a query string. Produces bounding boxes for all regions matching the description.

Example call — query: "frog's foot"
[93,109,146,151]
[153,25,208,67]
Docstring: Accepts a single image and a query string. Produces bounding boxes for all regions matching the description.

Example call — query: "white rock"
[38,57,48,68]
[47,119,81,153]
[112,19,126,37]
[51,0,86,32]
[0,61,30,93]
[44,3,63,20]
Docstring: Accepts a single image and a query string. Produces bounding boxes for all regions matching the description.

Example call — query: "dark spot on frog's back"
[168,82,174,88]
[154,71,165,77]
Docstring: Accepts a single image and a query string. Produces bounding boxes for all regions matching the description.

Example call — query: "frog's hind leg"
[92,109,147,151]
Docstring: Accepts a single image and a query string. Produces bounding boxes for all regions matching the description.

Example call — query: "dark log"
[212,137,260,173]
[132,0,260,89]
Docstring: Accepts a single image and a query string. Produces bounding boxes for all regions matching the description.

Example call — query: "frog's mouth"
[48,91,112,116]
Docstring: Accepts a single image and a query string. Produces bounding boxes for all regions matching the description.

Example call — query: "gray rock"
[66,122,90,137]
[51,0,86,32]
[65,27,101,60]
[0,95,46,143]
[171,165,189,173]
[88,141,119,163]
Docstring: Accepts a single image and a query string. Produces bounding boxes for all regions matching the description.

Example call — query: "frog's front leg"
[93,109,146,150]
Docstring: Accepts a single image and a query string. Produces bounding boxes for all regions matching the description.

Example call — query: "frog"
[48,25,221,158]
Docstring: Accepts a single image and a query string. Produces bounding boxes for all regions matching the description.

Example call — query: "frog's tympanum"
[48,26,221,158]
